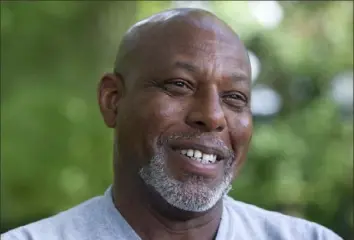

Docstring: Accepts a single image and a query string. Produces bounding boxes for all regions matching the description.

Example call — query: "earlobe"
[97,73,124,128]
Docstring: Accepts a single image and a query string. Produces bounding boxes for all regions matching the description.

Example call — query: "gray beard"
[139,152,234,212]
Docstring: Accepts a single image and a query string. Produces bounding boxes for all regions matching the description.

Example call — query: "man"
[2,8,342,240]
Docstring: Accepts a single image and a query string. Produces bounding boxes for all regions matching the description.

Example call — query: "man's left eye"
[226,93,245,101]
[223,92,248,108]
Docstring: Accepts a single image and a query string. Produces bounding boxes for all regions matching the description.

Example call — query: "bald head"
[114,8,249,80]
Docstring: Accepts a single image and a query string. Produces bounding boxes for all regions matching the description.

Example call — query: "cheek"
[131,93,185,151]
[226,114,252,177]
[227,114,253,149]
[117,93,184,169]
[138,94,183,128]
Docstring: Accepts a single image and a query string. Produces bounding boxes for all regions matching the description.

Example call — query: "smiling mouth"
[167,137,232,167]
[178,149,219,164]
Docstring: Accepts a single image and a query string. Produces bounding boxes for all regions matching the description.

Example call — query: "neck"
[113,173,223,240]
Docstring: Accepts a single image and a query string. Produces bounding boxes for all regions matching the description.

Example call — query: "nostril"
[195,121,205,126]
[215,126,223,132]
[192,120,224,132]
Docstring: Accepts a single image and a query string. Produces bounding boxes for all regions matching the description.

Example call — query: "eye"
[223,92,248,108]
[227,93,245,101]
[171,80,187,88]
[163,79,193,95]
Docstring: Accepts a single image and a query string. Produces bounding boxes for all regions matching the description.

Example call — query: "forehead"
[138,25,250,78]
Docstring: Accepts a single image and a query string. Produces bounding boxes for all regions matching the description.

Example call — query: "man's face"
[102,21,252,212]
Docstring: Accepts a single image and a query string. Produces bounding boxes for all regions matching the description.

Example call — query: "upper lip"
[169,140,232,161]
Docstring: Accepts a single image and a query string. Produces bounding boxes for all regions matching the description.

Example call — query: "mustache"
[158,132,236,160]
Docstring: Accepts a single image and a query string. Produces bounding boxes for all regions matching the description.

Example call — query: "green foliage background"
[1,1,353,239]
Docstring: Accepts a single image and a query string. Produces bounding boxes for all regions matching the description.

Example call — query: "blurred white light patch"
[251,85,282,116]
[248,50,261,83]
[330,71,353,109]
[248,1,284,29]
[65,97,88,123]
[173,1,211,12]
[59,167,87,196]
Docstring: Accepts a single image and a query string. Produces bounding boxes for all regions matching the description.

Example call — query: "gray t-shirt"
[1,187,342,240]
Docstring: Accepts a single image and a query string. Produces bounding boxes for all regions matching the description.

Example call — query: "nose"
[185,88,226,132]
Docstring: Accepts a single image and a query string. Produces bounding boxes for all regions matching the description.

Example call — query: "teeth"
[194,150,202,158]
[202,153,211,162]
[179,149,217,164]
[187,149,194,157]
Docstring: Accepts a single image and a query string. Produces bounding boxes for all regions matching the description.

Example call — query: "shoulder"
[1,195,109,240]
[222,196,342,240]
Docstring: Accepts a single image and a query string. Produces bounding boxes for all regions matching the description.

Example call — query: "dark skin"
[98,9,253,240]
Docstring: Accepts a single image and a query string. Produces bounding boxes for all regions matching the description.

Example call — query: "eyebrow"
[174,61,197,73]
[229,72,250,84]
[174,60,250,84]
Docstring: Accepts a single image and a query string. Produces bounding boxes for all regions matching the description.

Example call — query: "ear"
[97,73,124,128]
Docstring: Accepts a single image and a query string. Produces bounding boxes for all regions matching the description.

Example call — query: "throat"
[147,191,223,232]
[113,176,223,239]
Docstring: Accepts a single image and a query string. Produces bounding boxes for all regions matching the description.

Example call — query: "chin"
[139,152,233,213]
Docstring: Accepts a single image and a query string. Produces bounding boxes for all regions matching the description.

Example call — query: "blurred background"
[1,1,353,239]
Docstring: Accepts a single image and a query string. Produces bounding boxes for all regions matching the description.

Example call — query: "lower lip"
[167,148,221,178]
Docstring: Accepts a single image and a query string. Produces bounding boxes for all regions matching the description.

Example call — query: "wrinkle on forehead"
[114,8,250,82]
